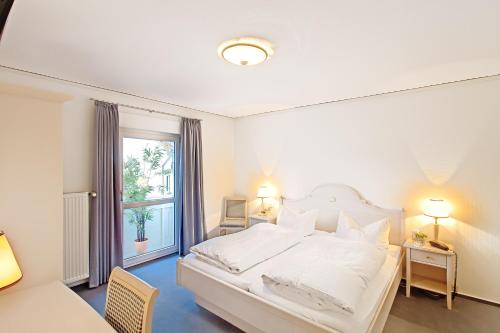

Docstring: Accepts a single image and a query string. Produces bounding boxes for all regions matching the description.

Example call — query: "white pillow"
[336,211,390,249]
[277,207,319,236]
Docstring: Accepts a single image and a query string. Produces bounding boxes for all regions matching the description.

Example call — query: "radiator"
[63,192,90,286]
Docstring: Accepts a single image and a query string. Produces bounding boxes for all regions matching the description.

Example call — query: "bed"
[176,184,405,333]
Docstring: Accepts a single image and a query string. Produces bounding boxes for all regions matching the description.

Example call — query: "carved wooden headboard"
[281,184,405,246]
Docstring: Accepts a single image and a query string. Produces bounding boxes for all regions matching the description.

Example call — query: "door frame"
[120,128,180,268]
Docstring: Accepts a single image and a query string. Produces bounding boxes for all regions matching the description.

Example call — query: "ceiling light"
[218,37,273,66]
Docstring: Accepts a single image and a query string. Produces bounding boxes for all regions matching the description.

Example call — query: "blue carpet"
[73,254,242,333]
[74,254,500,333]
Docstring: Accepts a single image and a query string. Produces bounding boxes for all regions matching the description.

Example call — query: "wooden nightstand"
[404,239,456,309]
[248,214,277,227]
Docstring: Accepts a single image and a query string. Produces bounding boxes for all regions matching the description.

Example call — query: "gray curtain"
[89,101,123,288]
[179,118,206,256]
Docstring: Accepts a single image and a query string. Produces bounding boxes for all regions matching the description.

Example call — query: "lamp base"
[259,198,267,216]
[434,221,440,240]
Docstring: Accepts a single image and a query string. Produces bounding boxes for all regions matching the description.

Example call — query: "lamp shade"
[256,185,272,198]
[423,199,450,219]
[0,231,22,289]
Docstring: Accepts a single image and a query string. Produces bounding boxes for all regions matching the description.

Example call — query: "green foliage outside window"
[123,144,172,242]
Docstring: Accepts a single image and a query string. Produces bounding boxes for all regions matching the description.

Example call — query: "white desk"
[0,281,116,333]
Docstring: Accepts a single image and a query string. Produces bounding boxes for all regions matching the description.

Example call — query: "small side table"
[248,214,277,227]
[404,239,456,309]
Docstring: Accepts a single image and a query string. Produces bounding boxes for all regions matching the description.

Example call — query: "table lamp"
[0,231,22,289]
[423,199,450,241]
[256,185,272,216]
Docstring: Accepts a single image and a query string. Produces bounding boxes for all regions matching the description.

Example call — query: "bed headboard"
[281,184,405,246]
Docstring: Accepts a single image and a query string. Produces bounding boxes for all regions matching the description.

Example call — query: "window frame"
[120,128,180,267]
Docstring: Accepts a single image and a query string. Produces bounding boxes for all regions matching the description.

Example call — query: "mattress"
[183,237,401,333]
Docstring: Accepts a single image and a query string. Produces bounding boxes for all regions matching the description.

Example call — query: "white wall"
[234,76,500,303]
[0,67,235,240]
[3,65,499,303]
[0,83,69,294]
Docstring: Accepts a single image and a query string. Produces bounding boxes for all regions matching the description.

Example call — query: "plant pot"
[134,238,149,255]
[414,239,425,247]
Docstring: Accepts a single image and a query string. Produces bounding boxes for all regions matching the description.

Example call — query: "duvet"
[261,236,386,314]
[190,223,303,273]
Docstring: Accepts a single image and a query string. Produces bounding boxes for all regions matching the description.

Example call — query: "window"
[120,128,179,267]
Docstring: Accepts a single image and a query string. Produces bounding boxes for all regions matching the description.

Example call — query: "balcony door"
[120,128,179,267]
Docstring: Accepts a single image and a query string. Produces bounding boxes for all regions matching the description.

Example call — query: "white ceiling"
[1,1,500,118]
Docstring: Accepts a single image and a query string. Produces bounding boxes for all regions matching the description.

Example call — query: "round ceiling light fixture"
[218,37,273,66]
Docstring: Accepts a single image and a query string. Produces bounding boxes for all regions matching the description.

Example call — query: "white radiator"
[63,192,90,286]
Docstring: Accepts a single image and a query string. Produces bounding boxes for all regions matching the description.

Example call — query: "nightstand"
[404,239,456,309]
[248,214,277,227]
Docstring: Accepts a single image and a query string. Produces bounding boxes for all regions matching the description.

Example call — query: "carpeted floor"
[73,254,500,333]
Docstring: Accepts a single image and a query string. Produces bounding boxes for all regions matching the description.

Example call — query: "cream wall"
[2,66,499,303]
[234,76,500,303]
[0,83,69,294]
[0,67,235,240]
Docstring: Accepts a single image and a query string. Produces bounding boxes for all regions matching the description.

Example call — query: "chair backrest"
[223,197,247,220]
[104,267,159,333]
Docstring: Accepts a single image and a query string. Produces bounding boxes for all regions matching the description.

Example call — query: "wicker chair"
[104,267,159,333]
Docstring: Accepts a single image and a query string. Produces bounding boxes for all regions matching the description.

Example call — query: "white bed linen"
[190,223,303,273]
[183,236,401,333]
[261,237,387,313]
[251,252,398,333]
[183,232,338,291]
[184,253,253,290]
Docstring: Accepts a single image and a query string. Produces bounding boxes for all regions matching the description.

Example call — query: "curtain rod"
[90,98,202,121]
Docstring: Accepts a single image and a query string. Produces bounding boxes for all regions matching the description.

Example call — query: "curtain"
[179,118,206,256]
[89,101,123,288]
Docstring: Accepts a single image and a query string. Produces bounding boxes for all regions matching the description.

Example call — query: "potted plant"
[123,145,167,255]
[128,206,154,254]
[414,231,427,246]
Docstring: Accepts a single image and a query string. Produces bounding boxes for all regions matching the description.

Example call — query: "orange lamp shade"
[0,231,22,289]
[423,199,451,219]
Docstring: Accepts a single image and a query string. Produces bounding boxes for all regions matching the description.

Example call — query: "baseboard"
[66,277,89,288]
[456,293,500,307]
[401,278,500,307]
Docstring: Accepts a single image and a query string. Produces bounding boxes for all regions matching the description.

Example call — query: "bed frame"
[177,184,405,333]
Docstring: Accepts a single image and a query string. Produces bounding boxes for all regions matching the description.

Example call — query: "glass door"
[120,128,179,267]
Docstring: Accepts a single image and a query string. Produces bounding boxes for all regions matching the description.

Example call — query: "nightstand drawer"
[411,249,446,267]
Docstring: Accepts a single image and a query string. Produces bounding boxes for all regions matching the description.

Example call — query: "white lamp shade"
[423,199,450,219]
[218,37,273,66]
[256,186,272,198]
[222,44,268,66]
[0,232,22,289]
